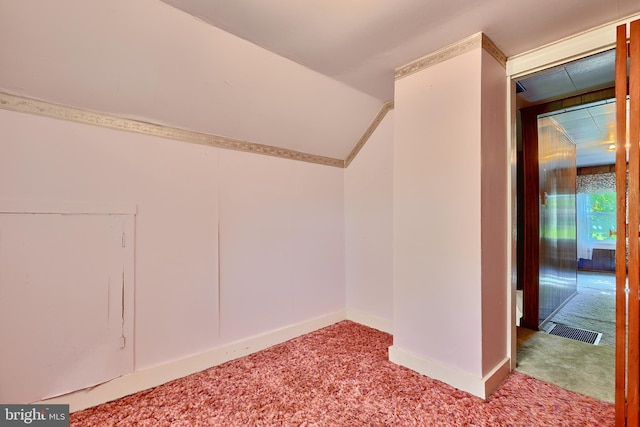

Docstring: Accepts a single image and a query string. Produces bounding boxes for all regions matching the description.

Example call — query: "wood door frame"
[519,87,615,330]
[614,23,628,425]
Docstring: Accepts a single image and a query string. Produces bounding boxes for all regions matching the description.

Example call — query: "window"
[585,192,616,241]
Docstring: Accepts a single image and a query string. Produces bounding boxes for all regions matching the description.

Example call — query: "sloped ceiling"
[1,0,640,163]
[160,0,640,102]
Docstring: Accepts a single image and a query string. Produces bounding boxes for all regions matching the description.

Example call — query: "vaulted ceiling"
[1,1,640,163]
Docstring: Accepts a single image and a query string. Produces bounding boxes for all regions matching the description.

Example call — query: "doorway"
[516,49,616,330]
[514,49,617,402]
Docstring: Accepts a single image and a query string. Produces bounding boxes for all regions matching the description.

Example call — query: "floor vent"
[547,324,602,345]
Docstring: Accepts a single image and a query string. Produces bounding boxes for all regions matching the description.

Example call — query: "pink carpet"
[71,321,614,426]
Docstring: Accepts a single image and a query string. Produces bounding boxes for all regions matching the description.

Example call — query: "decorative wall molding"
[395,32,506,81]
[344,100,394,167]
[481,33,507,67]
[0,91,400,170]
[0,92,345,168]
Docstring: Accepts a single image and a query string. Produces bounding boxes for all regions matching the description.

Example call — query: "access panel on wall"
[0,210,135,403]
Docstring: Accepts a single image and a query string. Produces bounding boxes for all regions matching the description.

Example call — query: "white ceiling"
[161,0,640,101]
[1,1,640,162]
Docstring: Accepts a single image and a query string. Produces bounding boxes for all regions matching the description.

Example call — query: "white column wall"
[391,45,509,398]
[344,111,394,332]
[480,49,509,376]
[393,49,484,375]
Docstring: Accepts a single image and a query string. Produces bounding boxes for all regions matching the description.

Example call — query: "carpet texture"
[549,287,615,346]
[71,321,614,426]
[516,327,614,403]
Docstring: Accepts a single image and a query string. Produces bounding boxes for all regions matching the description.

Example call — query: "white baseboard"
[38,310,347,412]
[346,309,393,334]
[388,345,511,399]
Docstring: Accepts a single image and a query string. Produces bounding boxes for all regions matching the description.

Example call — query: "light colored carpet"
[516,327,614,403]
[516,272,617,404]
[71,321,614,426]
[549,271,616,346]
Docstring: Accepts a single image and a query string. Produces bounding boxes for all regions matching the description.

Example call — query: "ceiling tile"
[518,68,575,103]
[565,49,615,91]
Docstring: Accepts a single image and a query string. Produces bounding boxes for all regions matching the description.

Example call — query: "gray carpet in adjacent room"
[548,271,616,345]
[516,271,616,403]
[516,327,614,403]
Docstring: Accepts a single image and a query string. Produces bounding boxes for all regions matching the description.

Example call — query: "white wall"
[0,211,135,402]
[480,49,508,376]
[0,108,220,372]
[218,149,345,343]
[344,111,394,332]
[393,49,484,375]
[390,44,509,398]
[0,107,345,403]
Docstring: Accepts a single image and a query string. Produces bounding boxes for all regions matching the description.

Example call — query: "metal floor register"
[546,323,603,345]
